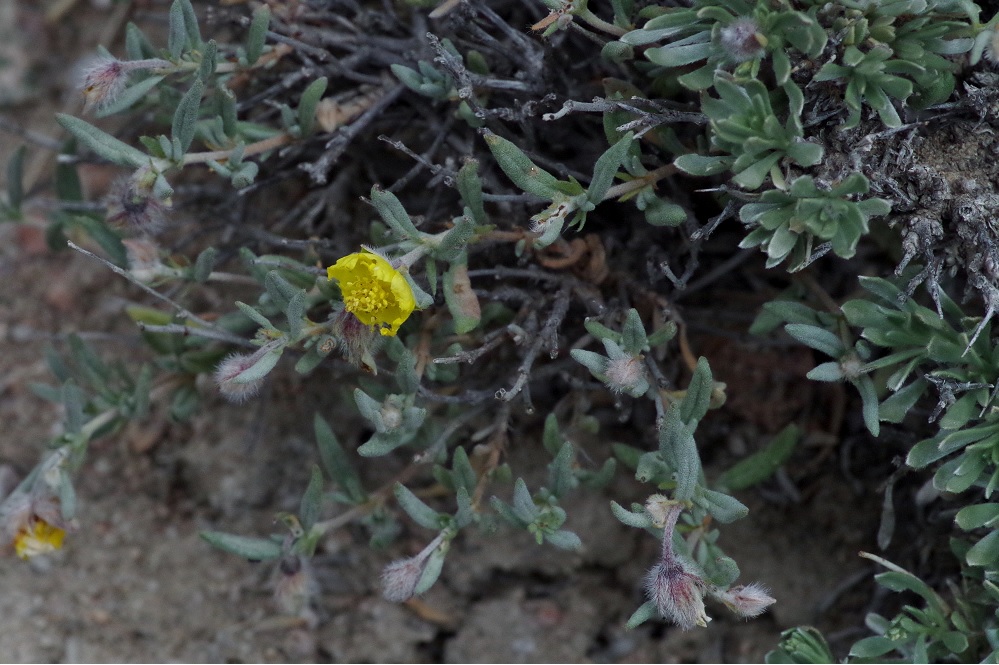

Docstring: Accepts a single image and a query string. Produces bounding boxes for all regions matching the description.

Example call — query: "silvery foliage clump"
[6,0,999,659]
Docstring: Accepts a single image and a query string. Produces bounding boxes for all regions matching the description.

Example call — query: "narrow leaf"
[394,483,443,530]
[679,357,713,424]
[587,133,633,205]
[246,5,270,65]
[297,77,329,136]
[299,464,324,530]
[674,153,729,176]
[314,413,366,503]
[512,478,539,522]
[413,543,446,595]
[97,75,166,118]
[200,531,282,560]
[784,323,846,357]
[626,601,658,629]
[370,185,421,239]
[717,424,799,491]
[180,0,201,47]
[199,39,218,79]
[856,376,881,436]
[167,0,187,58]
[443,259,480,334]
[483,130,562,199]
[56,114,148,168]
[698,488,748,523]
[456,159,487,224]
[545,529,583,551]
[172,77,205,153]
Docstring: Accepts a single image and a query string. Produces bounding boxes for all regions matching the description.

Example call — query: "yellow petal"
[327,250,417,336]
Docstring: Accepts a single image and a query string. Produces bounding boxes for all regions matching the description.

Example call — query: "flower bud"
[604,355,648,396]
[712,582,775,618]
[642,497,711,629]
[719,18,766,63]
[380,401,403,431]
[986,28,999,65]
[79,56,129,113]
[381,556,425,603]
[330,308,381,370]
[381,533,446,603]
[78,55,171,113]
[123,238,165,282]
[645,559,710,630]
[104,172,170,235]
[274,556,318,619]
[214,341,283,403]
[839,353,864,380]
[644,495,682,530]
[214,353,266,402]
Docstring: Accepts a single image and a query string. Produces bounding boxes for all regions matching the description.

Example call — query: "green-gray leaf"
[56,114,149,168]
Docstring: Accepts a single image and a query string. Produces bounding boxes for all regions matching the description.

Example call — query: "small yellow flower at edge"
[327,251,417,336]
[14,518,66,560]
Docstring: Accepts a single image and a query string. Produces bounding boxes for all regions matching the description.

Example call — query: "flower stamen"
[14,518,66,560]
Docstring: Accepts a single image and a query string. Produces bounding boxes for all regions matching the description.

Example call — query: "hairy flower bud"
[79,56,128,113]
[645,559,710,630]
[274,556,317,618]
[642,498,711,629]
[330,308,382,371]
[604,355,648,395]
[381,533,445,603]
[381,556,425,603]
[78,55,171,113]
[644,495,682,530]
[839,353,864,381]
[214,341,283,403]
[380,401,403,431]
[712,582,776,618]
[104,173,170,235]
[214,353,266,402]
[123,238,165,282]
[986,28,999,65]
[719,18,766,63]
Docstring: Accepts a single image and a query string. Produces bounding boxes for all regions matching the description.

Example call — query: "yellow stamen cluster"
[14,519,66,560]
[327,251,417,336]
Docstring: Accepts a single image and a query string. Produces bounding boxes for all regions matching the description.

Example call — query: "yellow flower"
[327,251,416,336]
[14,519,66,560]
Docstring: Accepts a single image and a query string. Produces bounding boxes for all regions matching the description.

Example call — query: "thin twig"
[0,116,64,151]
[418,386,504,404]
[434,326,511,364]
[673,249,755,301]
[137,323,255,347]
[302,84,406,184]
[498,286,571,407]
[67,241,238,339]
[543,97,705,125]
